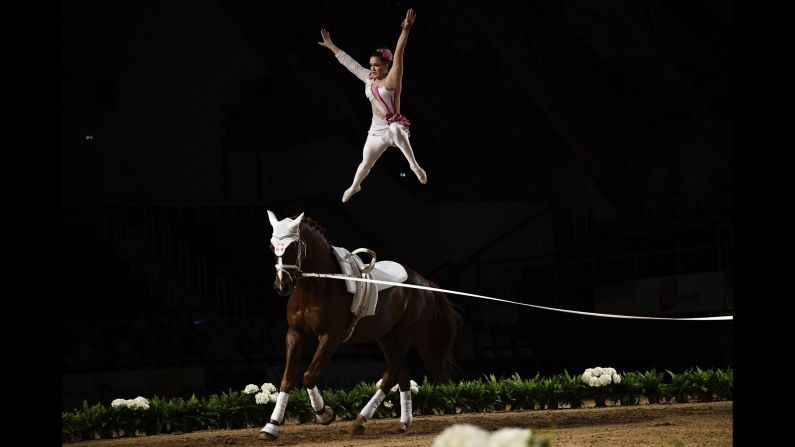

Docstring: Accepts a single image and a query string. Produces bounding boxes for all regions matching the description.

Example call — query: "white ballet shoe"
[342,185,362,203]
[411,166,427,184]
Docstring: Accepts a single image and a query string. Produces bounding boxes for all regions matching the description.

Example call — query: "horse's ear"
[288,212,305,229]
[267,210,279,228]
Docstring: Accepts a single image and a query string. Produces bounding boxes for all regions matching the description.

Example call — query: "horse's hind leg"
[385,340,414,433]
[351,334,412,435]
[303,333,344,425]
[376,335,414,433]
[395,368,413,433]
[259,328,305,440]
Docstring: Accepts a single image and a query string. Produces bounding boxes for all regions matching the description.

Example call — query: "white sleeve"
[335,50,370,83]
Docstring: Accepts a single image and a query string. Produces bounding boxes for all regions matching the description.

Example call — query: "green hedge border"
[62,366,732,442]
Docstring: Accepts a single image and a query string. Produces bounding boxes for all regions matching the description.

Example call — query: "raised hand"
[317,28,335,49]
[401,9,415,30]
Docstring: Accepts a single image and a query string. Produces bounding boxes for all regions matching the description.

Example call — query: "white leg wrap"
[400,390,412,424]
[307,386,324,412]
[269,391,290,424]
[262,391,289,436]
[359,389,386,420]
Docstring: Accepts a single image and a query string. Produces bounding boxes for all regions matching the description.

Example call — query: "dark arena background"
[61,0,733,432]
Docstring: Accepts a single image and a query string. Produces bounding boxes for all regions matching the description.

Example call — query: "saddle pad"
[331,246,408,317]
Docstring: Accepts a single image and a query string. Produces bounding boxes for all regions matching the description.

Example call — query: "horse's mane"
[292,214,333,247]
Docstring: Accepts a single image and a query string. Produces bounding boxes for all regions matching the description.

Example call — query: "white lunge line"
[302,273,732,321]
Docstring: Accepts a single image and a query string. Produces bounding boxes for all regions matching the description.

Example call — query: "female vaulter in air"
[317,8,428,203]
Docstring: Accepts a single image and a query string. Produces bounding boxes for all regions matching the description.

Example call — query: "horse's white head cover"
[267,210,304,256]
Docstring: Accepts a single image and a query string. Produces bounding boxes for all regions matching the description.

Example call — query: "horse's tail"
[415,286,463,383]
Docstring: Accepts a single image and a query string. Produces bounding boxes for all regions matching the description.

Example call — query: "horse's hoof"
[316,405,335,425]
[397,422,411,433]
[258,431,277,440]
[258,423,279,440]
[350,414,367,435]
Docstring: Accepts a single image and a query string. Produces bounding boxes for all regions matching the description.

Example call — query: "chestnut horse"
[259,211,461,440]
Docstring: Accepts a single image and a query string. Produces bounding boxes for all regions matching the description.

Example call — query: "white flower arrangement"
[110,396,150,410]
[581,367,622,387]
[489,427,533,447]
[243,384,260,395]
[251,382,278,405]
[433,424,547,447]
[375,379,419,394]
[431,423,490,447]
[131,396,150,410]
[254,391,272,404]
[243,383,278,404]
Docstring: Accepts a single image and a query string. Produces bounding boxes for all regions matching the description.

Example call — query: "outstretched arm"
[318,28,370,83]
[385,9,415,87]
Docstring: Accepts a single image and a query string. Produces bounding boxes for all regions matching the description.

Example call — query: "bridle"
[273,229,307,285]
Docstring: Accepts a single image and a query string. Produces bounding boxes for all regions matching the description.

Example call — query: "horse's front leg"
[303,333,344,425]
[259,327,305,440]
